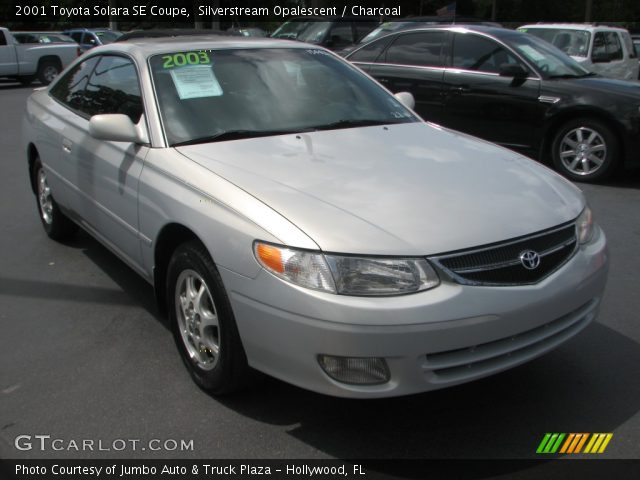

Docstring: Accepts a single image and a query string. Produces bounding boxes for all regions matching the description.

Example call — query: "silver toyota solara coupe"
[22,35,608,398]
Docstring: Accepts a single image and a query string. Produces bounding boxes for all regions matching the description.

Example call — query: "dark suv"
[347,26,640,182]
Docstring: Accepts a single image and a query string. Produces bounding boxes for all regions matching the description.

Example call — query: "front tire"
[33,158,77,241]
[166,241,249,395]
[551,117,618,183]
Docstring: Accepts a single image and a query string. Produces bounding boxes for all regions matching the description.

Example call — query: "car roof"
[90,35,314,58]
[519,23,628,32]
[362,24,521,38]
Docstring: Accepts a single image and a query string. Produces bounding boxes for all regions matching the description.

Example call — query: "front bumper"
[219,226,608,398]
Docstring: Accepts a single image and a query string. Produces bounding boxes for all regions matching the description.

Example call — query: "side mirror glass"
[89,114,145,143]
[394,91,415,110]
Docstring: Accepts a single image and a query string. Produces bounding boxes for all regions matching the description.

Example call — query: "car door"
[590,31,629,79]
[47,56,101,212]
[72,54,148,273]
[441,32,542,155]
[364,30,449,125]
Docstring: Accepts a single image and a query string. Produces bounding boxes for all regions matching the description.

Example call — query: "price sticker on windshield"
[170,65,223,99]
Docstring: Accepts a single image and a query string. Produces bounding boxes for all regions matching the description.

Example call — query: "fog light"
[318,355,390,385]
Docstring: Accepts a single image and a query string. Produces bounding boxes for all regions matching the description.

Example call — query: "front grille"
[423,299,597,384]
[431,224,577,286]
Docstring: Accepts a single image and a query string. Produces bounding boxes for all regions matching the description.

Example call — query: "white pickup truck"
[0,27,79,85]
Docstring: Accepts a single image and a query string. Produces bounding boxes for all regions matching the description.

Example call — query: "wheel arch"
[153,223,205,315]
[27,143,39,194]
[37,55,62,71]
[540,107,625,164]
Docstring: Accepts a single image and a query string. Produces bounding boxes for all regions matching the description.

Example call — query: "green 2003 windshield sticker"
[163,51,211,69]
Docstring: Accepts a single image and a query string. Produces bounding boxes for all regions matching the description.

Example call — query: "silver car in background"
[22,36,608,398]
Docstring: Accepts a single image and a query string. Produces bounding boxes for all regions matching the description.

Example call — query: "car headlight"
[576,206,594,244]
[254,242,439,296]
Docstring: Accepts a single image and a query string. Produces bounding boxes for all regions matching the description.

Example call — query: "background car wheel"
[37,60,60,85]
[33,158,77,241]
[166,240,249,395]
[551,117,618,183]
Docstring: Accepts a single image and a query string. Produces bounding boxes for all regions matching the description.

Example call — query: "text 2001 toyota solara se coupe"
[23,35,608,397]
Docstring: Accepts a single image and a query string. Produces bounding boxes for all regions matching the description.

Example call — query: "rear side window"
[83,56,143,123]
[605,32,623,60]
[452,33,521,73]
[50,56,100,114]
[349,36,394,63]
[622,33,636,58]
[0,31,7,46]
[385,31,447,67]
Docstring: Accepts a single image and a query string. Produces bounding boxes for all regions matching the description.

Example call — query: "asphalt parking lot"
[1,80,639,464]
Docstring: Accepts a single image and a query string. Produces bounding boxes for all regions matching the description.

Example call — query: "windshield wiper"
[172,129,303,147]
[307,119,406,131]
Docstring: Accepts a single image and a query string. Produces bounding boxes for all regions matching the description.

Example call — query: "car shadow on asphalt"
[69,229,167,329]
[0,80,42,90]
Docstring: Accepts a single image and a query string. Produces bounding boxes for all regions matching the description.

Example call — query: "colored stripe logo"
[536,433,613,454]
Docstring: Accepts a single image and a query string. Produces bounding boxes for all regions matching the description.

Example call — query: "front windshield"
[149,48,416,146]
[508,33,590,77]
[520,28,590,57]
[296,22,332,44]
[271,21,313,39]
[95,31,122,44]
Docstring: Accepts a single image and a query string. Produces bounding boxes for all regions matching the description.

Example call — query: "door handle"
[378,78,390,84]
[449,86,470,94]
[62,139,72,154]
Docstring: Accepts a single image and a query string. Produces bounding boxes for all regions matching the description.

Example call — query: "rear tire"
[37,60,60,85]
[551,117,618,183]
[166,241,249,395]
[33,158,77,241]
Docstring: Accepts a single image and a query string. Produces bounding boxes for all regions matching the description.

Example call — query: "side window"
[83,33,98,46]
[349,36,394,63]
[452,33,521,73]
[622,33,636,59]
[385,32,447,67]
[605,32,623,60]
[327,24,354,48]
[50,56,100,114]
[0,31,7,46]
[84,56,143,123]
[592,32,607,59]
[70,32,83,43]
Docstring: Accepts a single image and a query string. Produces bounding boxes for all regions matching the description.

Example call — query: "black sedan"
[346,26,640,182]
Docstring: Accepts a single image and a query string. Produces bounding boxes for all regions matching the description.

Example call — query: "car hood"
[557,75,640,98]
[176,123,583,256]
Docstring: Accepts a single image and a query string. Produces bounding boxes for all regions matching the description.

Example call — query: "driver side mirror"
[89,114,148,144]
[499,63,528,78]
[394,92,415,110]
